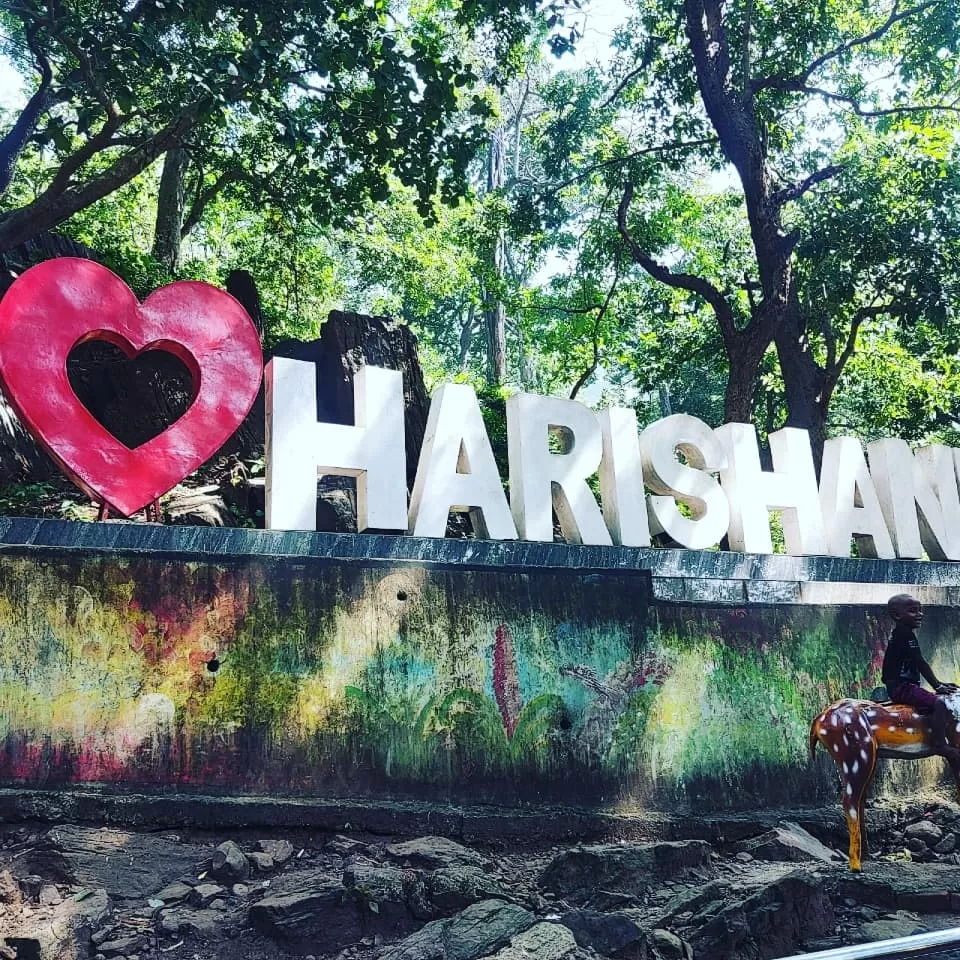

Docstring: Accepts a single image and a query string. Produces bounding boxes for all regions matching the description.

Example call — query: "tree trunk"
[227,269,264,339]
[684,0,801,429]
[152,149,190,271]
[723,355,759,424]
[271,310,430,496]
[486,239,507,385]
[774,305,828,470]
[657,384,672,417]
[483,129,507,385]
[459,304,476,371]
[723,329,770,424]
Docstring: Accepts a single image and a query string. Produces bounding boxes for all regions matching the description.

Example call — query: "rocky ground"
[4,798,960,960]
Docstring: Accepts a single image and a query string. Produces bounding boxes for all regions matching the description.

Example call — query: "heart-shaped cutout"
[0,258,263,516]
[67,339,195,449]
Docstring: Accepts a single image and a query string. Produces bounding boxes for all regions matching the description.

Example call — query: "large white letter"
[916,445,960,554]
[639,414,729,550]
[506,393,612,544]
[714,424,826,555]
[868,439,960,559]
[599,407,650,547]
[408,383,516,539]
[265,358,407,531]
[819,436,894,558]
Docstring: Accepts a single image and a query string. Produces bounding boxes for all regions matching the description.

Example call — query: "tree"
[546,0,960,461]
[151,148,190,271]
[0,0,545,255]
[334,52,559,388]
[335,182,482,378]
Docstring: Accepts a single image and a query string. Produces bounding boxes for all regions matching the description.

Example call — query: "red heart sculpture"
[0,258,263,516]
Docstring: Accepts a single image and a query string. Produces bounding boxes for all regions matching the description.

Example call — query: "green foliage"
[0,0,544,248]
[516,0,960,440]
[0,479,97,521]
[430,687,509,755]
[510,693,568,757]
[605,688,656,769]
[830,328,960,445]
[3,0,959,469]
[338,183,483,374]
[0,481,57,515]
[473,381,511,481]
[341,682,570,774]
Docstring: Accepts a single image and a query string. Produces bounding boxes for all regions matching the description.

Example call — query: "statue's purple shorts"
[889,682,938,712]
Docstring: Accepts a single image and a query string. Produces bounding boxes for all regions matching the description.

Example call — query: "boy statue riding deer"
[812,593,960,870]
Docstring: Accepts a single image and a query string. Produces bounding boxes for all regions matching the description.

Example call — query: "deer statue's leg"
[813,702,879,871]
[839,711,879,871]
[844,785,863,870]
[841,758,877,873]
[950,750,960,803]
[857,741,879,862]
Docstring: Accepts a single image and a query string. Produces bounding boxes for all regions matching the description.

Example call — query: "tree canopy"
[1,0,959,487]
[604,0,960,457]
[0,0,544,254]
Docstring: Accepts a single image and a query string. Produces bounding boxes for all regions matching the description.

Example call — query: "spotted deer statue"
[811,693,960,871]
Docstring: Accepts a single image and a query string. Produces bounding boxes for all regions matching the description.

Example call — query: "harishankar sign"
[0,259,957,562]
[265,356,960,560]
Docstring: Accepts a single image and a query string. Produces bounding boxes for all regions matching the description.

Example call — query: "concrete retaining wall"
[0,519,956,812]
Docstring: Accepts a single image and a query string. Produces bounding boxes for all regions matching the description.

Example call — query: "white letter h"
[265,358,408,531]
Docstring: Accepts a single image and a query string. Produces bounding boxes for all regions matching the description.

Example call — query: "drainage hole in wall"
[396,590,408,601]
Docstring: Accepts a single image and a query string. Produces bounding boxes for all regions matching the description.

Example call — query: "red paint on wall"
[493,624,522,736]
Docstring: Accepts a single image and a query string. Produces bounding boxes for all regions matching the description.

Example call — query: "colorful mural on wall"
[0,550,956,809]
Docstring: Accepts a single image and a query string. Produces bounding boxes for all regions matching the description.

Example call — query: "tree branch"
[541,137,717,196]
[773,164,844,205]
[617,181,739,344]
[684,0,766,204]
[569,260,621,400]
[599,37,662,110]
[459,303,476,371]
[809,0,936,75]
[180,167,242,238]
[512,71,531,179]
[0,23,54,199]
[751,0,939,93]
[68,40,121,121]
[829,302,905,382]
[833,308,868,379]
[822,308,838,373]
[525,301,606,315]
[757,80,960,117]
[43,112,126,196]
[0,101,204,253]
[815,89,960,117]
[742,0,753,94]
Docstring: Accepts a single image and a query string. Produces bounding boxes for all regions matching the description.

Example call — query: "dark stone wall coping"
[0,516,954,590]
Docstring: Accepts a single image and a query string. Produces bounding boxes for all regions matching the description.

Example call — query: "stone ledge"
[652,578,747,605]
[0,787,848,846]
[799,581,960,606]
[0,518,955,598]
[654,579,960,607]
